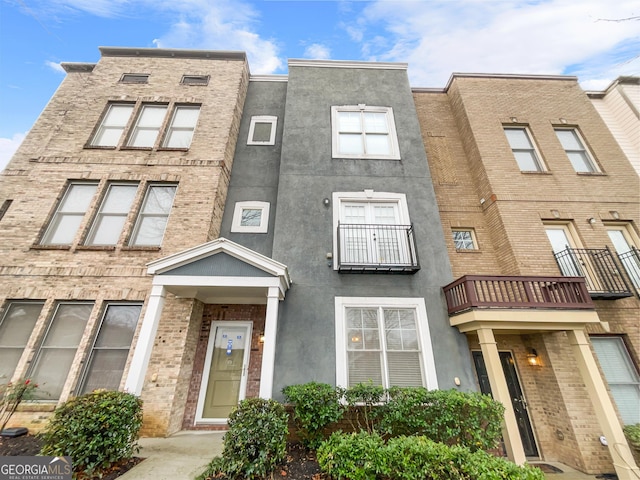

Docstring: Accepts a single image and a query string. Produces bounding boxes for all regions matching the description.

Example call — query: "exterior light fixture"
[259,332,266,343]
[323,198,330,207]
[588,217,597,225]
[526,349,541,366]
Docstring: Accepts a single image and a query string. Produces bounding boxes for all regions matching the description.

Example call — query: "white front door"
[607,227,640,288]
[196,322,252,423]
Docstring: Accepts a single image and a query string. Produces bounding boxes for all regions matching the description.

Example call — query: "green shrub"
[39,390,142,477]
[198,398,288,480]
[623,423,640,465]
[378,387,504,451]
[317,431,388,480]
[344,382,385,434]
[282,382,345,448]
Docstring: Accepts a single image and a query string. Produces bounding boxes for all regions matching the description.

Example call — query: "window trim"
[452,228,478,250]
[181,75,210,86]
[161,104,201,149]
[120,74,149,84]
[0,301,45,383]
[231,201,270,233]
[85,182,139,246]
[554,127,599,173]
[247,116,277,145]
[129,183,178,247]
[331,105,401,160]
[334,297,438,390]
[503,126,545,172]
[125,103,169,149]
[89,103,135,148]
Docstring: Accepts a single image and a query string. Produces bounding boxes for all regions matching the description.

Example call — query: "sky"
[0,0,639,171]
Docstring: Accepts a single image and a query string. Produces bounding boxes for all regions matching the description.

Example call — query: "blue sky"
[1,0,639,170]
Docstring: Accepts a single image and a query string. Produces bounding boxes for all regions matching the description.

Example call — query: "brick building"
[414,73,640,478]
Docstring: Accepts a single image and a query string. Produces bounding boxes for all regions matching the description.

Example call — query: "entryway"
[473,351,539,457]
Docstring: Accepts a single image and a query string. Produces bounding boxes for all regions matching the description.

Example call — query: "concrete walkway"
[120,432,605,480]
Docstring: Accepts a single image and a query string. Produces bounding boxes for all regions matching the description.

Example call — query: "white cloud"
[304,43,331,60]
[45,61,65,74]
[0,133,26,172]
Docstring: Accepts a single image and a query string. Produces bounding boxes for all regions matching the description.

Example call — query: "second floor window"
[331,106,400,160]
[555,128,598,173]
[504,126,544,171]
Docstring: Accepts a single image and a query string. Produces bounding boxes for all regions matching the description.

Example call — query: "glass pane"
[43,304,92,347]
[556,129,582,150]
[252,123,272,143]
[373,205,397,224]
[129,128,160,147]
[453,230,474,249]
[545,228,573,253]
[387,352,423,387]
[165,130,194,148]
[171,107,200,127]
[338,112,361,132]
[610,385,640,425]
[348,329,364,350]
[339,134,363,155]
[0,302,43,346]
[44,214,83,245]
[567,152,593,172]
[0,349,24,381]
[365,135,390,155]
[346,308,363,329]
[364,112,388,133]
[513,151,540,171]
[132,216,168,245]
[30,349,76,399]
[137,106,167,127]
[93,127,124,147]
[89,215,127,245]
[363,329,380,349]
[142,186,176,214]
[101,185,137,213]
[592,338,640,383]
[505,128,532,149]
[81,350,129,394]
[348,351,382,387]
[386,329,402,350]
[361,309,378,328]
[607,230,632,254]
[95,305,141,348]
[105,105,134,126]
[240,208,262,227]
[60,184,98,213]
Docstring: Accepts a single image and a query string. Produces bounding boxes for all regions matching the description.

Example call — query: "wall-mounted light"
[259,332,265,344]
[588,217,597,225]
[526,349,541,366]
[323,198,330,207]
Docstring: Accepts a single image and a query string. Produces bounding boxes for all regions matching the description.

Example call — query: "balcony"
[336,223,420,273]
[443,275,594,316]
[553,247,634,299]
[617,246,640,290]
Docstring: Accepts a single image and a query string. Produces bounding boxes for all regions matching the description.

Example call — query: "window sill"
[520,170,552,175]
[84,145,117,150]
[75,245,117,251]
[119,146,153,151]
[455,248,482,253]
[577,171,606,177]
[121,246,162,252]
[157,147,190,152]
[332,156,401,161]
[17,402,57,412]
[31,244,71,251]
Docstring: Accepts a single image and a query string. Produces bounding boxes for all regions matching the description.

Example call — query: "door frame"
[472,349,539,458]
[195,321,253,424]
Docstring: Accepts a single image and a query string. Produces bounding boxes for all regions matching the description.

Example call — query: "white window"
[0,302,44,381]
[129,184,177,246]
[544,223,582,277]
[555,128,598,173]
[162,105,201,148]
[90,104,134,147]
[79,303,141,394]
[331,106,400,159]
[28,302,94,400]
[335,297,437,390]
[504,127,544,171]
[231,201,270,233]
[591,336,640,425]
[85,183,138,246]
[120,74,149,84]
[452,229,477,250]
[41,182,99,245]
[127,104,168,147]
[606,224,640,289]
[247,116,277,145]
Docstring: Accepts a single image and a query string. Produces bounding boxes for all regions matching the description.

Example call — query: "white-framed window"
[85,183,138,246]
[504,126,544,171]
[331,105,400,160]
[28,302,94,400]
[78,303,141,394]
[0,301,44,382]
[162,105,201,148]
[231,201,270,233]
[127,104,168,148]
[129,184,177,246]
[555,128,598,173]
[181,75,209,86]
[335,297,437,390]
[606,223,640,289]
[452,229,477,250]
[120,74,149,84]
[41,182,99,245]
[247,116,277,145]
[591,336,640,425]
[544,222,582,277]
[90,104,135,147]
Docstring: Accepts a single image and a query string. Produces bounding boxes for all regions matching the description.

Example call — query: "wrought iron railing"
[443,275,594,315]
[616,246,640,290]
[336,223,420,273]
[553,247,633,299]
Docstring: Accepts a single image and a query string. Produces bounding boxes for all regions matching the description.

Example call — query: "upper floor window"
[247,116,277,145]
[504,126,544,171]
[162,106,201,148]
[554,128,598,173]
[130,184,177,246]
[127,105,168,147]
[331,105,400,160]
[181,75,210,86]
[90,104,134,147]
[452,229,478,250]
[85,183,138,246]
[41,182,99,245]
[120,74,149,84]
[231,201,270,233]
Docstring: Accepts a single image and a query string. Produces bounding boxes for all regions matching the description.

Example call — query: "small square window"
[452,229,477,250]
[504,126,544,171]
[181,75,210,85]
[231,201,270,233]
[120,74,149,84]
[247,116,277,145]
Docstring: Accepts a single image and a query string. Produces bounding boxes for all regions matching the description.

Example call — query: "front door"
[473,351,539,457]
[196,322,252,422]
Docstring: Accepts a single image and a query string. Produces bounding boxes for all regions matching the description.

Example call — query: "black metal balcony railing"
[553,247,633,299]
[337,223,420,273]
[443,275,594,315]
[617,246,640,290]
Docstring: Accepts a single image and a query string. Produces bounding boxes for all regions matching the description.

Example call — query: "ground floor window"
[0,301,44,381]
[591,336,640,425]
[335,297,437,389]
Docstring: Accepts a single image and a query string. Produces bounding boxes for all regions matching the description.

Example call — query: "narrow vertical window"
[86,183,138,246]
[127,104,168,148]
[130,184,177,246]
[41,182,98,245]
[504,127,543,171]
[555,128,598,173]
[90,104,134,147]
[162,106,200,148]
[0,302,44,381]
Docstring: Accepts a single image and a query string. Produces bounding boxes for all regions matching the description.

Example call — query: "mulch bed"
[0,434,144,480]
[273,443,325,480]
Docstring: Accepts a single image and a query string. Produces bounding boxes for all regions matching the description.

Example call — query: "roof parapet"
[99,46,247,62]
[288,59,408,70]
[61,62,96,73]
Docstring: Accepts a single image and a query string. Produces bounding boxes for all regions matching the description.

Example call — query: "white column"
[125,285,166,395]
[259,286,280,399]
[567,329,639,479]
[477,328,527,465]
